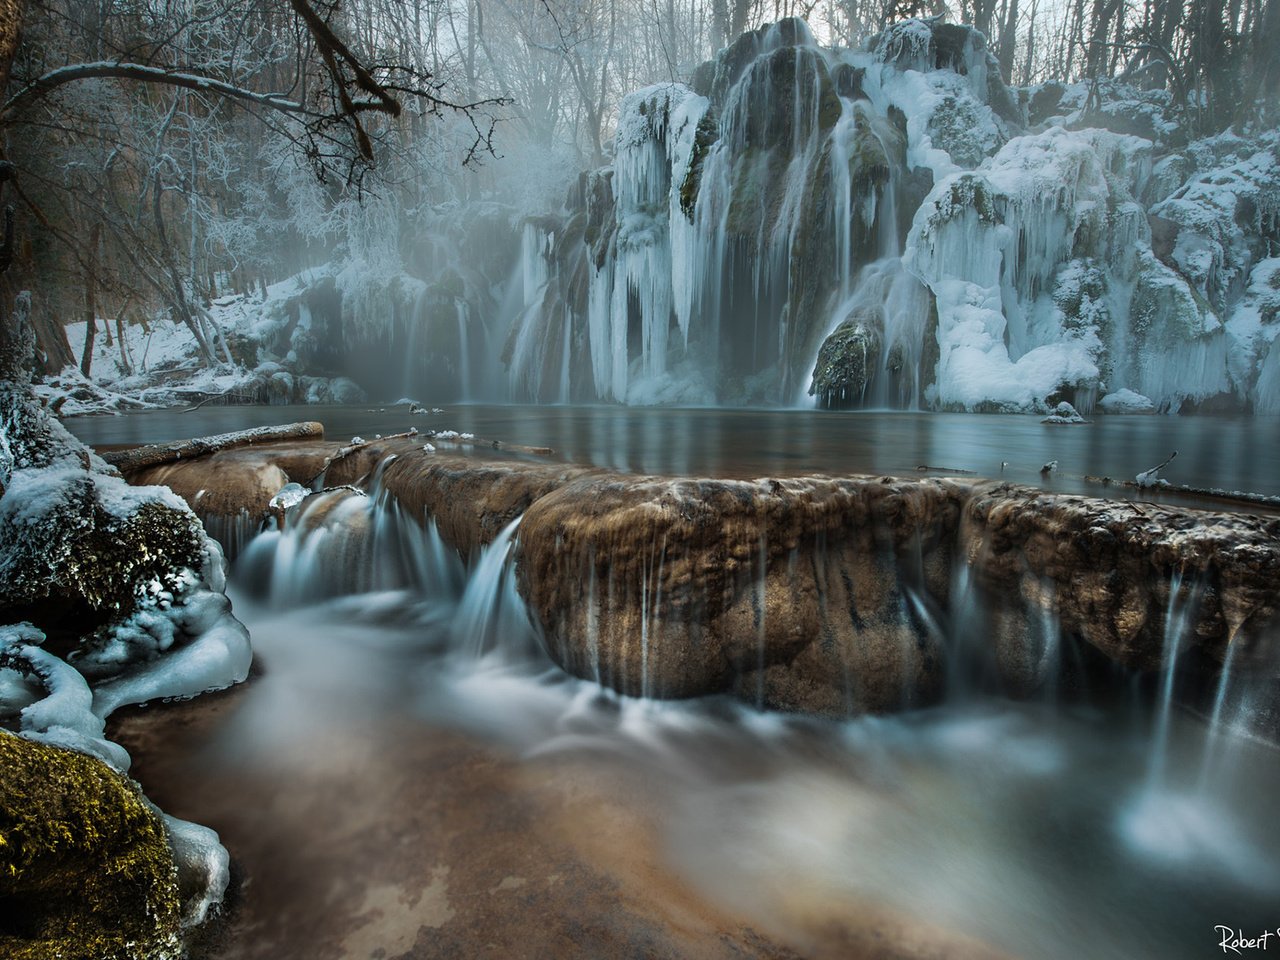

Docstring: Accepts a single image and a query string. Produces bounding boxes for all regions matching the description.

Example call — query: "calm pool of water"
[66,404,1280,508]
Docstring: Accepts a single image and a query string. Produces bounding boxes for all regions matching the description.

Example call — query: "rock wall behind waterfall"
[498,17,1280,413]
[182,18,1278,413]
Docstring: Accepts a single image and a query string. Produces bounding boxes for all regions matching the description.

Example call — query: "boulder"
[0,730,183,960]
[809,317,882,408]
[517,473,967,713]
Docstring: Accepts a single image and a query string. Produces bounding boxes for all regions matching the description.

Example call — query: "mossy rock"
[678,111,720,219]
[0,475,207,646]
[809,317,882,408]
[1027,81,1066,126]
[0,730,182,960]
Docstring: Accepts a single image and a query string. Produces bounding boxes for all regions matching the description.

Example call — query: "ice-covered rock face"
[905,128,1150,410]
[503,17,1014,405]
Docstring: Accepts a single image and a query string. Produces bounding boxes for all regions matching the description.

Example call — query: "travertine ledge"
[115,434,1280,719]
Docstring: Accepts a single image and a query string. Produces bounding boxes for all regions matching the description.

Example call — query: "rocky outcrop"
[0,730,183,960]
[122,433,335,558]
[961,484,1280,685]
[134,436,1280,726]
[809,317,881,408]
[517,473,967,712]
[325,436,596,558]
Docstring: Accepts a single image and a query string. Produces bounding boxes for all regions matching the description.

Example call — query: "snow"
[1041,401,1086,424]
[1150,141,1280,312]
[48,267,371,413]
[903,125,1248,413]
[1099,388,1156,413]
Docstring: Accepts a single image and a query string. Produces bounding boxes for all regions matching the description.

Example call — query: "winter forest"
[2,0,1280,957]
[7,0,1279,412]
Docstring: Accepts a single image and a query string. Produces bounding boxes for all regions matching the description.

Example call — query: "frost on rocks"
[904,126,1247,413]
[3,335,247,930]
[1150,140,1280,313]
[905,129,1146,410]
[1099,388,1156,413]
[1041,401,1086,424]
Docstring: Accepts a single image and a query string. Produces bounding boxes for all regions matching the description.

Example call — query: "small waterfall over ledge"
[141,427,1280,958]
[210,456,1280,956]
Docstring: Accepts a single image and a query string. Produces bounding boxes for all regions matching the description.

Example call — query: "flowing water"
[76,406,1280,958]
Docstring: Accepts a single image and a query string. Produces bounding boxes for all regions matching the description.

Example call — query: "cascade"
[451,516,531,658]
[1145,570,1199,792]
[455,300,472,402]
[489,19,1277,413]
[186,441,1280,944]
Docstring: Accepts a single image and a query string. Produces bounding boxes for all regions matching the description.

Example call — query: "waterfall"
[451,517,530,658]
[455,300,472,402]
[1145,570,1198,792]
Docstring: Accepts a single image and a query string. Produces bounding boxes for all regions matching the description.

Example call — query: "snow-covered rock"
[1099,388,1156,413]
[1041,401,1086,424]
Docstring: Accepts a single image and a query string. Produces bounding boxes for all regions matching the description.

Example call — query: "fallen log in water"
[103,421,325,474]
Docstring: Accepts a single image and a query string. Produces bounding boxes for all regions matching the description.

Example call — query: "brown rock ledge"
[110,437,1280,720]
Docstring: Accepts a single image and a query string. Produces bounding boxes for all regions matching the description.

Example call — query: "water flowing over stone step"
[120,433,1280,734]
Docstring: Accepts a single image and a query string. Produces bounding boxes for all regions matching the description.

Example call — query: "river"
[73,405,1280,960]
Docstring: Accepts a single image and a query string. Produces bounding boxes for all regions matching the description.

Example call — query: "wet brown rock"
[517,474,970,713]
[104,433,1280,719]
[127,441,344,556]
[361,441,595,558]
[133,457,289,528]
[961,483,1280,681]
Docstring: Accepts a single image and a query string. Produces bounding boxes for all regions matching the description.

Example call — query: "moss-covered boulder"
[0,730,182,960]
[809,317,882,408]
[0,467,207,645]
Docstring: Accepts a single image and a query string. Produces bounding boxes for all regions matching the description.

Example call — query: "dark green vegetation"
[0,730,182,960]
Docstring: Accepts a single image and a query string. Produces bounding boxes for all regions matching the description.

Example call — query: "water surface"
[66,404,1280,507]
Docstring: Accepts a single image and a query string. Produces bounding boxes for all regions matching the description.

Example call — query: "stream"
[75,405,1280,960]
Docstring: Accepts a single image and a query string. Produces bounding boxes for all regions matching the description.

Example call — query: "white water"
[219,485,1280,960]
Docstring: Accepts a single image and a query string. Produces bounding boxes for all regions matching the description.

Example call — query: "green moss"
[0,730,182,960]
[678,112,719,220]
[953,176,998,225]
[0,486,206,641]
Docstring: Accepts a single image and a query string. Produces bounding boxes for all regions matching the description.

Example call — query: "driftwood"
[1083,475,1280,510]
[103,421,325,474]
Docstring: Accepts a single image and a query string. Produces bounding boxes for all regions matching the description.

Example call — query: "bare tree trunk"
[80,223,100,378]
[152,169,215,364]
[1000,0,1020,80]
[116,316,131,376]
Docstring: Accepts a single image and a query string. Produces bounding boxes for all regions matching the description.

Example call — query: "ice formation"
[493,20,1279,413]
[41,20,1280,415]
